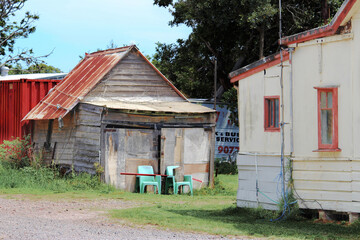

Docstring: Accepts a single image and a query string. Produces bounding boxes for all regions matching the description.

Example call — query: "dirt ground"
[0,196,254,240]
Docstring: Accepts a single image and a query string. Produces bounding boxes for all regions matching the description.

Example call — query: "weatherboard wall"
[235,6,360,213]
[83,49,184,103]
[290,10,360,213]
[236,60,291,209]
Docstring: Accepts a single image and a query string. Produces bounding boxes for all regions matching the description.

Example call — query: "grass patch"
[109,175,360,239]
[0,164,115,195]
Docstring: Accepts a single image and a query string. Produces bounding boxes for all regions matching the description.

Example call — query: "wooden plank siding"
[236,154,286,210]
[33,113,76,167]
[292,158,360,213]
[83,51,184,103]
[72,104,102,173]
[32,104,103,173]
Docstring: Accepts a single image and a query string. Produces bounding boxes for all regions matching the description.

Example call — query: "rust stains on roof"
[24,46,133,120]
[229,51,289,83]
[281,0,357,45]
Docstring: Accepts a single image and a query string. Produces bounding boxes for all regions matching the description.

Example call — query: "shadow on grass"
[166,207,360,240]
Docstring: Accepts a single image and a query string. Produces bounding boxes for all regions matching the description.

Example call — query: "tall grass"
[0,136,115,194]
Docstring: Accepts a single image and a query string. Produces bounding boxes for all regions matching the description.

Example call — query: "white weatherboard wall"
[237,60,291,209]
[290,15,360,213]
[236,7,360,213]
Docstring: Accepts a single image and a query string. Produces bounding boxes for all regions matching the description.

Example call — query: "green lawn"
[108,175,360,240]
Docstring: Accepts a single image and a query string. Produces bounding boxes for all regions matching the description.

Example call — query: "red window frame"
[264,96,280,132]
[314,87,339,151]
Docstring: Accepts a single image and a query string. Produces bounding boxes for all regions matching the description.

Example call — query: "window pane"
[321,109,333,144]
[327,92,333,108]
[320,92,327,108]
[274,99,279,128]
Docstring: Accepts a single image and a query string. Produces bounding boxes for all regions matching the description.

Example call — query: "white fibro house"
[229,0,360,222]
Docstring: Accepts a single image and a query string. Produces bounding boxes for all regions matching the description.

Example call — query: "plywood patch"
[184,163,209,175]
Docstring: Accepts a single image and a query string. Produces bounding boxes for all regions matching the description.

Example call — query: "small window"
[264,96,280,132]
[315,87,339,151]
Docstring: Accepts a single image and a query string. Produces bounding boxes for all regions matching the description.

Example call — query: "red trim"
[264,96,280,132]
[230,52,289,83]
[281,0,357,45]
[313,148,341,152]
[137,50,188,101]
[316,88,338,150]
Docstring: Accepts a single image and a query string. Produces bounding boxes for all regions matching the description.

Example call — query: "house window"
[264,96,280,132]
[315,87,339,151]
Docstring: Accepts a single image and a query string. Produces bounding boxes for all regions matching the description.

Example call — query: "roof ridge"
[87,45,136,56]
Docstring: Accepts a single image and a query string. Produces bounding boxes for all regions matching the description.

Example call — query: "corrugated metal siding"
[24,47,131,120]
[0,79,59,143]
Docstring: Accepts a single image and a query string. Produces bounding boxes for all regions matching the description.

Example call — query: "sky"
[14,0,191,72]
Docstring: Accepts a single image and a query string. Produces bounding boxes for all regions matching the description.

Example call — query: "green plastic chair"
[165,166,193,196]
[137,166,161,194]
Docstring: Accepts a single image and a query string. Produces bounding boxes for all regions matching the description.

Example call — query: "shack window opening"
[264,96,280,132]
[315,87,339,151]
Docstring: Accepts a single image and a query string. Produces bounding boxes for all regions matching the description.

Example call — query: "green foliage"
[221,87,238,126]
[0,0,41,66]
[8,63,62,74]
[0,135,32,169]
[215,159,237,175]
[0,136,115,193]
[153,0,345,116]
[0,163,115,193]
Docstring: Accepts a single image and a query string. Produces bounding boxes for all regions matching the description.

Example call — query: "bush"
[0,135,33,169]
[215,159,238,175]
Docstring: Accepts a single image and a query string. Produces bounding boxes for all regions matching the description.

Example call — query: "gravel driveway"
[0,196,255,240]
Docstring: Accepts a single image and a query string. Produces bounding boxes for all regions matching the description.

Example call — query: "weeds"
[194,176,235,196]
[0,136,115,194]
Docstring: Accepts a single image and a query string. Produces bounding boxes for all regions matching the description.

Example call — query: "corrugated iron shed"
[24,45,190,121]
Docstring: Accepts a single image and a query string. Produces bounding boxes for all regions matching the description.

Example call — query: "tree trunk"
[321,0,329,24]
[258,24,265,59]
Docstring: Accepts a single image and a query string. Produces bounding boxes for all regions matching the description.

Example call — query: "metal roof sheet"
[0,73,67,80]
[82,101,215,114]
[23,46,132,120]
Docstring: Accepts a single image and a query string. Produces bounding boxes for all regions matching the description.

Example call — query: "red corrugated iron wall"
[0,79,60,143]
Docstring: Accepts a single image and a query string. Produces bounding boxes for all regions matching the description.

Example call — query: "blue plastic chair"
[137,166,161,194]
[165,166,193,196]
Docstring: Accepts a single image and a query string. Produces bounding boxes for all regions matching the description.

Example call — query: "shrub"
[0,135,33,169]
[215,159,238,175]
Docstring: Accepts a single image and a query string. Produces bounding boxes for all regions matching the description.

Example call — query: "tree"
[153,0,344,124]
[8,63,62,75]
[0,0,49,68]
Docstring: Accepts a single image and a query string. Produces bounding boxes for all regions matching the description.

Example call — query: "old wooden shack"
[24,46,216,191]
[229,0,360,222]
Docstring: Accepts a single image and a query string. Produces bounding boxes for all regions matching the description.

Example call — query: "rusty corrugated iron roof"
[23,46,134,120]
